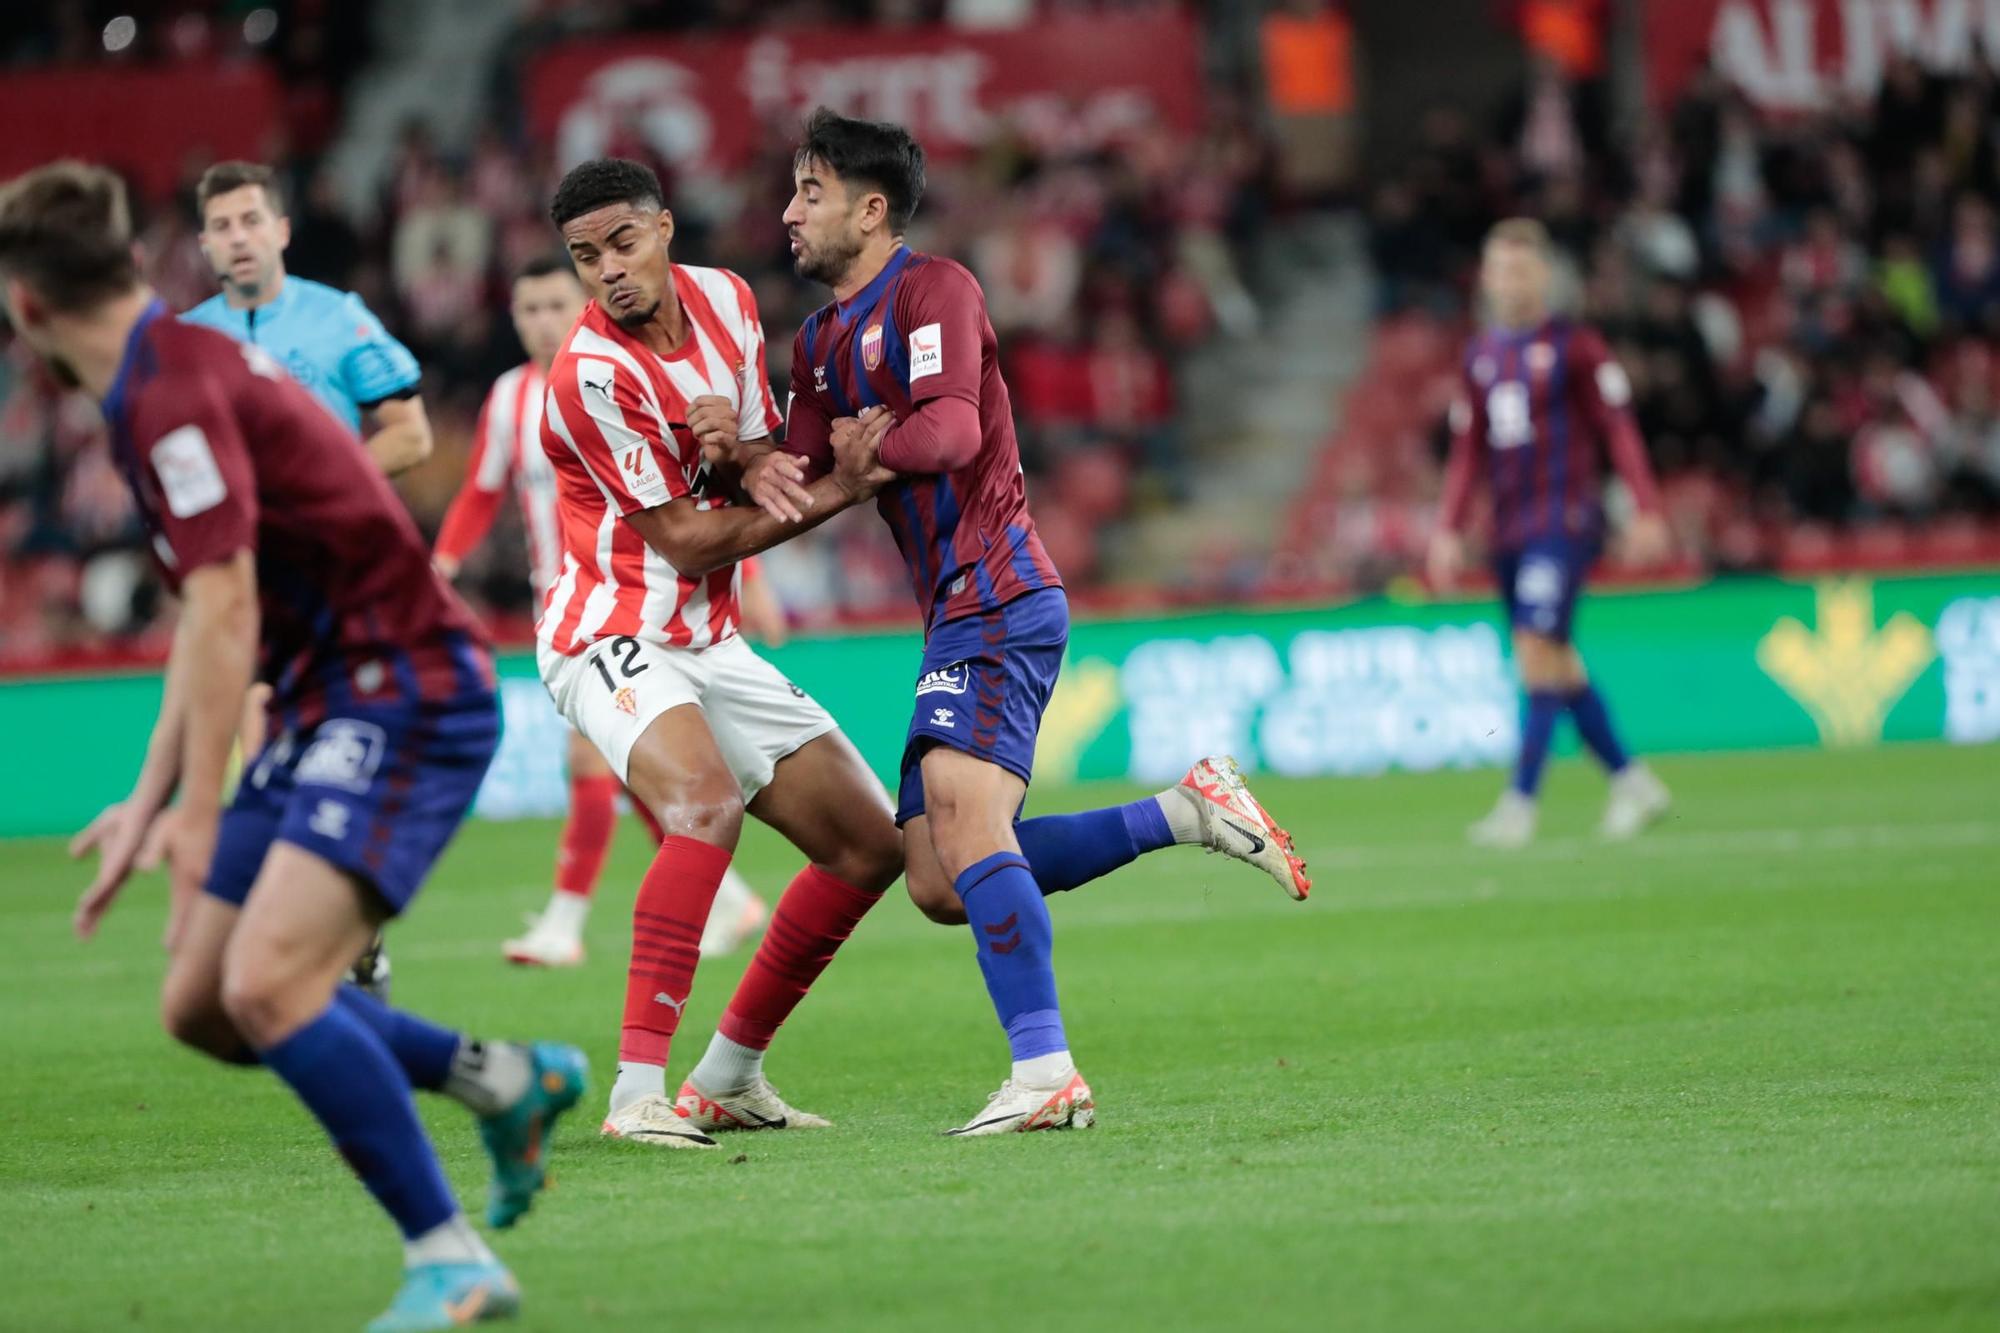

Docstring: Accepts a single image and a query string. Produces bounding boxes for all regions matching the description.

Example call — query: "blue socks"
[256,1001,458,1240]
[1568,683,1631,774]
[1014,799,1175,894]
[334,983,459,1092]
[955,851,1067,1061]
[1513,690,1564,796]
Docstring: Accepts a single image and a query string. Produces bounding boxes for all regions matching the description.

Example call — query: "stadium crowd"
[1369,49,2000,574]
[0,0,1268,663]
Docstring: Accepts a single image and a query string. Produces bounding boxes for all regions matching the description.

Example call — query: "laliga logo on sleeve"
[861,322,884,371]
[909,323,943,381]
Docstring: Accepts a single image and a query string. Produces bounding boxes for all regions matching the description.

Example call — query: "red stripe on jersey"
[705,567,733,641]
[608,505,654,641]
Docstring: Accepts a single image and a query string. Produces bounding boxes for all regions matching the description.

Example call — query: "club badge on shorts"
[613,686,638,717]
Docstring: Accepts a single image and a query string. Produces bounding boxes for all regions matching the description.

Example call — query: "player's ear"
[276,213,292,251]
[4,276,46,334]
[656,208,675,251]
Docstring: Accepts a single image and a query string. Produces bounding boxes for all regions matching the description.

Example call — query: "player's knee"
[904,858,967,925]
[827,818,905,896]
[160,988,249,1061]
[647,784,745,849]
[217,956,313,1050]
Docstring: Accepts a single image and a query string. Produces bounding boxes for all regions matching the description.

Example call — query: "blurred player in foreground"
[538,159,909,1146]
[763,109,1310,1136]
[2,162,584,1331]
[433,256,768,965]
[184,159,432,995]
[1427,218,1674,847]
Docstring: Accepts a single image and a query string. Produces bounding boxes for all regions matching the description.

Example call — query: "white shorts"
[537,633,836,800]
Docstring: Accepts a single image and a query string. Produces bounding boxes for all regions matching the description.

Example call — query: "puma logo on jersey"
[582,372,615,398]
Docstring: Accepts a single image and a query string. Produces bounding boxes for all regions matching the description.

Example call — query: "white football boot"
[1172,755,1312,900]
[502,908,585,968]
[676,1076,832,1132]
[600,1093,719,1148]
[1468,790,1537,848]
[699,868,769,959]
[1600,765,1671,841]
[945,1070,1096,1137]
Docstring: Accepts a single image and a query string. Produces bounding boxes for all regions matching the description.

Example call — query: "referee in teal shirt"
[182,160,433,474]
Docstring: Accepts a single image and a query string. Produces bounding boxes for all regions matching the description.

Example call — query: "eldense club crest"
[861,322,884,371]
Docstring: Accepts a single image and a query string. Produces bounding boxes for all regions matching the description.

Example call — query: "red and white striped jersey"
[537,263,783,656]
[434,362,562,593]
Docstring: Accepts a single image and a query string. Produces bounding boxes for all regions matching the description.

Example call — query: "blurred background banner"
[1645,0,2000,112]
[528,13,1205,176]
[2,568,1991,837]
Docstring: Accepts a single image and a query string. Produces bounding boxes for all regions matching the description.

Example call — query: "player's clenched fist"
[831,406,897,498]
[687,394,740,464]
[742,447,818,523]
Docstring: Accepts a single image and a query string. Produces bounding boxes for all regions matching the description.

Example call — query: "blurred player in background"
[1,161,584,1331]
[766,109,1310,1136]
[538,159,910,1147]
[1427,218,1674,848]
[183,159,432,996]
[433,255,768,966]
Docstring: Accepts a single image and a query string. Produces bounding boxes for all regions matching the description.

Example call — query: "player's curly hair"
[795,107,926,234]
[0,160,139,312]
[549,158,664,229]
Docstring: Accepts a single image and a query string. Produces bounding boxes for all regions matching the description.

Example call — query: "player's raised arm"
[548,354,885,579]
[433,379,516,578]
[875,265,984,474]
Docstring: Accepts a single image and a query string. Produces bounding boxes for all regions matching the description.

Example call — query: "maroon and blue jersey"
[1440,318,1662,553]
[103,300,490,733]
[786,247,1061,632]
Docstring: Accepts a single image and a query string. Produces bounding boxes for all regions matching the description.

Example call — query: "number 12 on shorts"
[591,635,650,692]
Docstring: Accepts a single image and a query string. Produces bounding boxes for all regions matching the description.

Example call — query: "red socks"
[718,865,883,1050]
[554,774,620,898]
[620,836,733,1066]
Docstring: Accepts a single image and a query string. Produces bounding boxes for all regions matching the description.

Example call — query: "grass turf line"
[1,743,1996,1332]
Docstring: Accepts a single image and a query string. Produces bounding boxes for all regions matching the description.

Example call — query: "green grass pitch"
[3,744,1997,1332]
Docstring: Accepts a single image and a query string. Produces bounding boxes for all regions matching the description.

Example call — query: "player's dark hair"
[514,253,580,285]
[196,160,284,219]
[0,161,140,312]
[549,159,663,228]
[794,107,926,234]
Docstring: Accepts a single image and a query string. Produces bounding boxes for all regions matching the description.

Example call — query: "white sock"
[1012,1050,1075,1088]
[404,1214,496,1269]
[540,890,590,938]
[442,1039,533,1118]
[688,1031,764,1094]
[609,1061,667,1113]
[1153,788,1204,844]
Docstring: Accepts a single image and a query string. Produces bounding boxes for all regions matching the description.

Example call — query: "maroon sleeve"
[896,263,984,408]
[1570,328,1661,514]
[878,263,986,472]
[785,325,835,482]
[135,373,259,574]
[1437,358,1488,535]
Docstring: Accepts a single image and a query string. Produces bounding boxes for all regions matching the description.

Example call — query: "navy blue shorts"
[205,680,500,916]
[895,587,1069,826]
[1493,537,1598,644]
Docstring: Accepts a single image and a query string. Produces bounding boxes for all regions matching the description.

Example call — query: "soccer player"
[2,162,584,1331]
[432,256,768,966]
[767,109,1311,1135]
[535,158,918,1147]
[1427,218,1674,847]
[184,159,429,994]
